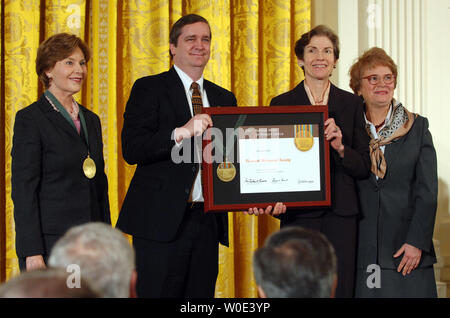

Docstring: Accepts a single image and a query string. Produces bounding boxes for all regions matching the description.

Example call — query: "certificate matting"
[202,106,331,212]
[238,124,321,194]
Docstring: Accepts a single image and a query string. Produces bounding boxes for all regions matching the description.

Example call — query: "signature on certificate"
[271,178,288,184]
[298,179,314,184]
[245,178,268,184]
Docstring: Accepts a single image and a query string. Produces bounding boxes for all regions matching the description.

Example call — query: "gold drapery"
[0,0,310,297]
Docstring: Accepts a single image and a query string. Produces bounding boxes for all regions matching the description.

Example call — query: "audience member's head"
[253,226,337,298]
[0,268,99,298]
[48,222,137,298]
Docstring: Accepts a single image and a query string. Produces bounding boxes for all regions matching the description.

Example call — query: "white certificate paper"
[238,125,321,194]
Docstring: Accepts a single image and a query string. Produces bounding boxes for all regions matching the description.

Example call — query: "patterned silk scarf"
[367,99,416,179]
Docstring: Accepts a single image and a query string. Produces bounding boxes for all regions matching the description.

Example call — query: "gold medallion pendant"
[294,124,314,152]
[83,154,96,179]
[217,161,236,182]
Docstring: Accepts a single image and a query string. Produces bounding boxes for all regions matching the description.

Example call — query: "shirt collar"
[364,104,393,125]
[304,80,331,105]
[173,64,204,93]
[364,103,393,138]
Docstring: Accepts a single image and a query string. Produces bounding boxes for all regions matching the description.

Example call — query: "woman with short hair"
[350,47,438,297]
[12,33,111,271]
[268,25,371,297]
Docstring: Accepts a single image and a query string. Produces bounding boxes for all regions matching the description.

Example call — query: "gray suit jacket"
[356,115,437,269]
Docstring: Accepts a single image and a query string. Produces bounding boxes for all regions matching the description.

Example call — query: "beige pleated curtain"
[0,0,310,297]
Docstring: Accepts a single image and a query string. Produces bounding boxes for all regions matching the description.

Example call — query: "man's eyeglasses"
[362,74,396,85]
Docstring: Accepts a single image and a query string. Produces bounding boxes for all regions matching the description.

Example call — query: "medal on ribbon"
[216,159,236,182]
[294,124,314,151]
[216,115,247,183]
[83,153,97,179]
[44,90,96,179]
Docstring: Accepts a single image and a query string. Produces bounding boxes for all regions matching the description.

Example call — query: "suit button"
[192,166,196,172]
[185,188,190,194]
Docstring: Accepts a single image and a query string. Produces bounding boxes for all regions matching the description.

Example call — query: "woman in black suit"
[350,48,437,297]
[267,25,371,297]
[11,33,110,271]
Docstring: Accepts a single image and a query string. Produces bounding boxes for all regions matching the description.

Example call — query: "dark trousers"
[281,211,357,298]
[133,204,219,298]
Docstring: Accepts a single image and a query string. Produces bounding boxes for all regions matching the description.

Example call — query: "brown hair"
[349,47,398,95]
[169,14,211,58]
[295,25,340,64]
[36,33,90,88]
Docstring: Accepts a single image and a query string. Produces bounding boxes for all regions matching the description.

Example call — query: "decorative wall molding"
[358,0,426,114]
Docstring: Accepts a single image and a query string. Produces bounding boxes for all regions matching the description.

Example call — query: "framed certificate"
[201,106,331,212]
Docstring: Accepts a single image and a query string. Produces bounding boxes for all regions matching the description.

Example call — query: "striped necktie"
[190,82,203,167]
[190,82,203,115]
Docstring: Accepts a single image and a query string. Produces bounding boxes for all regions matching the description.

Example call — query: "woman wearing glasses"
[350,47,438,297]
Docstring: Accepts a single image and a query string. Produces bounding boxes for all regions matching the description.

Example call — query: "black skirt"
[355,266,437,298]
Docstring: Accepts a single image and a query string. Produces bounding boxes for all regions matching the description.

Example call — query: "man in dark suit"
[116,14,237,298]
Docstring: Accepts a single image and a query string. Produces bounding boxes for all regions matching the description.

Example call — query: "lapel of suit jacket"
[38,95,86,144]
[78,105,93,148]
[203,80,221,107]
[380,132,408,181]
[327,84,347,119]
[369,111,412,185]
[166,67,192,124]
[291,81,311,105]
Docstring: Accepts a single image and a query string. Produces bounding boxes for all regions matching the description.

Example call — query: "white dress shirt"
[173,65,209,202]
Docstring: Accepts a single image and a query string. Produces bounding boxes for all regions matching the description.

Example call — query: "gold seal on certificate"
[294,124,314,152]
[217,161,236,182]
[83,154,96,179]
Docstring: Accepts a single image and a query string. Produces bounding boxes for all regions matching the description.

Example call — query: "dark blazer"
[11,95,110,258]
[270,81,370,218]
[117,67,237,246]
[356,115,437,269]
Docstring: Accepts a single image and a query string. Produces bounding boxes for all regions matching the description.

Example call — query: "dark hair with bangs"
[294,25,340,73]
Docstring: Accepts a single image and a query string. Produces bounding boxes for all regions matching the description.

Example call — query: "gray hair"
[253,226,337,298]
[48,222,135,298]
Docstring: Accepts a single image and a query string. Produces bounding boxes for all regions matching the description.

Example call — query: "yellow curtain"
[1,0,310,297]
